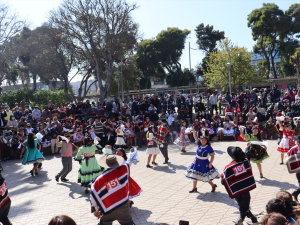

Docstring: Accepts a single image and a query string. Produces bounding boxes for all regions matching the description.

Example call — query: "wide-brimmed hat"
[227,146,245,162]
[64,132,73,137]
[194,119,199,122]
[161,119,167,124]
[292,135,300,143]
[98,154,124,169]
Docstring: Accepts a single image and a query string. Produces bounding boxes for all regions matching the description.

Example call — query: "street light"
[137,77,142,97]
[116,70,120,101]
[227,62,233,95]
[189,42,197,71]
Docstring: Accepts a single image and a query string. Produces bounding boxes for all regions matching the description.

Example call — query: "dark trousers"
[159,143,169,162]
[212,104,217,114]
[0,198,12,225]
[99,202,134,225]
[135,132,142,146]
[56,157,72,179]
[2,144,10,160]
[296,173,300,192]
[235,191,251,217]
[108,135,115,148]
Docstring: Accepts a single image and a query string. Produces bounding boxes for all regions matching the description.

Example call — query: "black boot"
[292,190,300,202]
[235,212,247,225]
[246,210,258,223]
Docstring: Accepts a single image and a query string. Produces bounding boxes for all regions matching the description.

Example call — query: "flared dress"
[174,127,190,147]
[114,129,127,149]
[244,134,269,163]
[145,132,160,155]
[22,139,45,165]
[124,122,136,139]
[73,125,85,143]
[277,128,295,153]
[184,144,220,182]
[74,144,105,186]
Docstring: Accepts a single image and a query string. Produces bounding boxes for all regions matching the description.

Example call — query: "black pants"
[135,132,142,146]
[2,144,10,160]
[212,104,217,114]
[0,198,12,225]
[108,135,115,148]
[159,143,169,162]
[235,191,251,217]
[296,173,300,192]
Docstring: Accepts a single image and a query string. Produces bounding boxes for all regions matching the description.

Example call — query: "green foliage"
[1,87,67,109]
[166,68,195,87]
[135,27,190,88]
[204,38,266,91]
[195,23,225,53]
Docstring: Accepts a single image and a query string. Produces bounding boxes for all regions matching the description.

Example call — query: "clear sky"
[7,0,297,81]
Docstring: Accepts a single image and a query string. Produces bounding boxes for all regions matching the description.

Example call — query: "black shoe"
[260,174,264,178]
[3,158,7,162]
[61,178,69,182]
[246,210,258,223]
[163,161,168,164]
[38,163,42,169]
[280,162,284,165]
[85,189,89,194]
[146,165,153,168]
[130,201,134,208]
[35,172,38,175]
[152,162,158,165]
[181,149,186,152]
[55,176,59,182]
[189,188,197,193]
[30,170,34,176]
[235,212,247,225]
[211,184,217,192]
[292,191,300,202]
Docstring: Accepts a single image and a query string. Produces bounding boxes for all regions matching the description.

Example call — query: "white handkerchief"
[250,141,270,146]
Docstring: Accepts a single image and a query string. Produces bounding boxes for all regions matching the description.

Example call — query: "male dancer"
[157,119,169,164]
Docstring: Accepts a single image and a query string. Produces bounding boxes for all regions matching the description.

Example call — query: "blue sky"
[7,0,297,81]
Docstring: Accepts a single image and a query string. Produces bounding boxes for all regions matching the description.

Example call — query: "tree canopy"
[204,38,266,91]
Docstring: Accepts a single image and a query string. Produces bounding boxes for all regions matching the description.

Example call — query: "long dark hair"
[27,133,35,148]
[266,198,294,220]
[252,126,262,141]
[48,215,77,225]
[117,149,127,161]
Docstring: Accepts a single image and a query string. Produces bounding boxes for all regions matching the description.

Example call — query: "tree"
[0,2,26,93]
[195,23,225,53]
[204,38,266,91]
[166,68,195,87]
[195,23,225,77]
[49,0,139,102]
[290,48,300,85]
[247,3,290,78]
[135,27,190,88]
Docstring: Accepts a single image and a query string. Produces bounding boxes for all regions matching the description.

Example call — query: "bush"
[1,87,67,109]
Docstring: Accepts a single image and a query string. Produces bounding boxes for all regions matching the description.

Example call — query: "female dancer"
[124,117,136,148]
[73,120,84,146]
[114,124,127,150]
[116,148,142,208]
[277,121,295,164]
[74,137,104,193]
[174,120,191,152]
[145,126,160,168]
[240,126,269,178]
[143,117,153,144]
[185,129,220,193]
[20,133,45,176]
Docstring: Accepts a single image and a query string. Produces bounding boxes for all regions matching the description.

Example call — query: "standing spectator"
[261,88,268,108]
[20,97,26,111]
[105,100,113,117]
[186,95,193,118]
[50,121,61,154]
[32,105,41,120]
[0,108,6,126]
[225,92,231,105]
[58,104,67,118]
[13,107,22,120]
[48,100,54,111]
[4,106,12,125]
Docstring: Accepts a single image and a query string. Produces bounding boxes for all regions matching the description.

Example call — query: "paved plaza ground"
[3,139,298,225]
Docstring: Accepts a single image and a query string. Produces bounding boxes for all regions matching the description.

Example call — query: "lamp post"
[116,70,120,101]
[189,42,197,71]
[227,61,233,95]
[137,77,142,97]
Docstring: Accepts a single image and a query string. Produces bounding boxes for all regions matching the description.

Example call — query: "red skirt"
[129,177,142,199]
[277,138,295,153]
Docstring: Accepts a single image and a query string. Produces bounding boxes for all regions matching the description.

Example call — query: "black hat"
[86,125,92,131]
[292,135,300,143]
[161,119,167,124]
[284,122,291,126]
[227,146,245,162]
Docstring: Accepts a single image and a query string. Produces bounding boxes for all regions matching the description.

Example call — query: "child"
[221,146,257,225]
